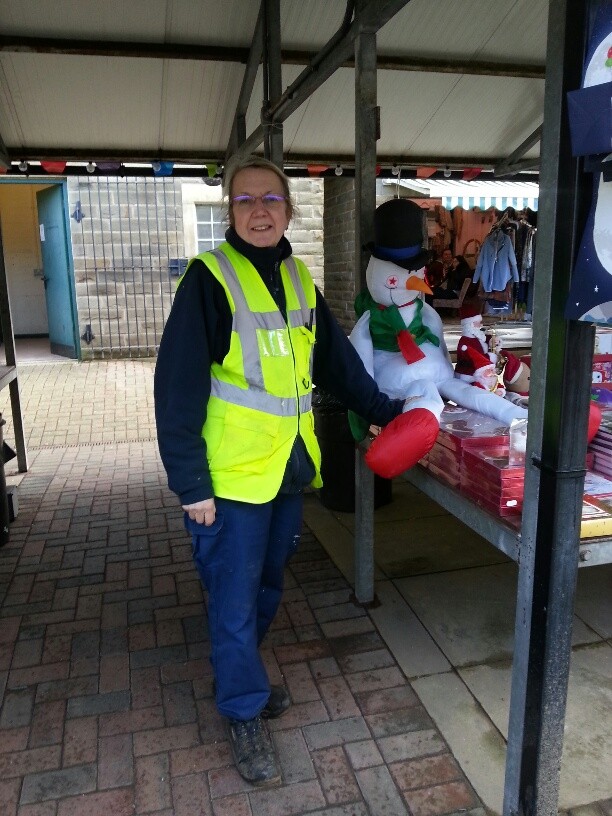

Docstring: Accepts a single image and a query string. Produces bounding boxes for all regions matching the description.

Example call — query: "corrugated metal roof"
[0,0,549,172]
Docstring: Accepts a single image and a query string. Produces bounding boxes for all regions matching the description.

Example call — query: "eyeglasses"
[231,194,287,210]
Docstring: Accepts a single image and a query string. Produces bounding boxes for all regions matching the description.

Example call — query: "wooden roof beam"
[0,35,545,79]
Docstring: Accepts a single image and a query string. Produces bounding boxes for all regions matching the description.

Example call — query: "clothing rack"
[487,210,511,235]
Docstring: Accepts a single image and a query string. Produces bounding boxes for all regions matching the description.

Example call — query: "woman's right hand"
[182,498,216,526]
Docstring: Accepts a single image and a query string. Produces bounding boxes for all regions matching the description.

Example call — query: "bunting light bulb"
[86,162,95,173]
[18,160,28,172]
[444,166,452,178]
[152,161,162,173]
[391,163,400,176]
[334,164,343,176]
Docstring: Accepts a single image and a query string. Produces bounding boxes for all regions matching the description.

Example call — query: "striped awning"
[385,179,539,211]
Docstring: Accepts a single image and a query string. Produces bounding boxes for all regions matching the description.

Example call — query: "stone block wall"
[67,175,324,359]
[286,177,324,290]
[68,177,181,358]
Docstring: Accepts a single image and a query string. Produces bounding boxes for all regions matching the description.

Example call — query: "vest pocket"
[208,409,282,476]
[292,325,315,390]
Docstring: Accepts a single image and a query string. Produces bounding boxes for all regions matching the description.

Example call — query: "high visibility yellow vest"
[185,242,322,503]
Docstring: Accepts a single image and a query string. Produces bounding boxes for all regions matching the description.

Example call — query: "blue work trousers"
[185,492,303,721]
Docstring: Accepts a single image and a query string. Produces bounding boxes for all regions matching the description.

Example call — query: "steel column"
[262,0,283,167]
[233,0,409,161]
[353,2,377,605]
[503,2,589,814]
[494,125,543,178]
[225,6,263,161]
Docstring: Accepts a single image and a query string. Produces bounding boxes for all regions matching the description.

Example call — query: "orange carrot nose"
[406,275,433,295]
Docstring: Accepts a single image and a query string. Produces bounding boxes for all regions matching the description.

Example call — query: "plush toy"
[349,198,528,479]
[503,352,531,406]
[501,351,601,442]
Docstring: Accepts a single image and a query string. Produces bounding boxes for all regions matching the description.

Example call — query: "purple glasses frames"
[231,194,287,209]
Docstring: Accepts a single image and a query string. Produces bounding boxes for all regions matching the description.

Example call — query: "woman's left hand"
[182,498,216,526]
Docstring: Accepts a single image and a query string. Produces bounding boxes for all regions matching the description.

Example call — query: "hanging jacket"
[473,230,519,293]
[187,242,321,503]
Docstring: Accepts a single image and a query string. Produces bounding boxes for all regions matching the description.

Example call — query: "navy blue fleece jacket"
[154,228,403,504]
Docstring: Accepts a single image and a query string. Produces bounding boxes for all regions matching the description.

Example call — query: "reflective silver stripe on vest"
[284,256,312,327]
[208,249,312,415]
[210,249,283,390]
[211,379,311,416]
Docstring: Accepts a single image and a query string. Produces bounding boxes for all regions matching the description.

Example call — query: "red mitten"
[365,408,439,479]
[588,401,602,443]
[397,330,425,364]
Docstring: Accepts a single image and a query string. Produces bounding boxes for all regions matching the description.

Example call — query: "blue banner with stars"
[565,1,612,323]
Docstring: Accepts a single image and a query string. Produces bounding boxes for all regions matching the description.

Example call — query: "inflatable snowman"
[349,198,527,479]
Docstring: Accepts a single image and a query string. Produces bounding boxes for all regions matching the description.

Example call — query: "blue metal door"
[36,185,80,358]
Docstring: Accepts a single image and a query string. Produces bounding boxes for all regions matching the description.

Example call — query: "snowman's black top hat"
[368,198,432,271]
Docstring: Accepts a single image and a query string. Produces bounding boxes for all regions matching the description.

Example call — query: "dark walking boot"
[227,716,281,787]
[212,679,291,719]
[261,684,291,719]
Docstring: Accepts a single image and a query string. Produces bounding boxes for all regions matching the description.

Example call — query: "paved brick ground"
[0,362,488,815]
[1,360,157,449]
[0,361,605,816]
[0,439,486,816]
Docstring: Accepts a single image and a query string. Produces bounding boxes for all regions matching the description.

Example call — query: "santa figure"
[464,346,506,396]
[454,303,499,381]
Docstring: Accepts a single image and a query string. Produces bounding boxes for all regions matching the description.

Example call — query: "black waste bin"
[313,390,392,513]
[0,416,10,547]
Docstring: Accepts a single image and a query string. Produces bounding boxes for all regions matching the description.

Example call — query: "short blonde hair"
[223,154,294,225]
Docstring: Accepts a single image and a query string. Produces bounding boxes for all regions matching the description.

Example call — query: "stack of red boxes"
[588,412,612,479]
[460,447,525,516]
[421,405,511,489]
[420,399,612,524]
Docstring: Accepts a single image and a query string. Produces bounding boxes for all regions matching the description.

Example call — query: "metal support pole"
[263,0,283,167]
[0,219,28,472]
[354,446,375,604]
[503,1,589,814]
[232,0,409,163]
[225,5,263,162]
[354,30,377,292]
[353,5,377,605]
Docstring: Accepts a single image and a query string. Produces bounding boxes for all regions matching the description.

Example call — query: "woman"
[154,155,404,787]
[424,259,455,305]
[446,254,475,296]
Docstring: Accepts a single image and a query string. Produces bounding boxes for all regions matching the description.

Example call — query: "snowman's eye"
[386,275,398,288]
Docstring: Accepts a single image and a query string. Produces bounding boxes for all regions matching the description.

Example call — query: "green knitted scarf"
[354,290,440,352]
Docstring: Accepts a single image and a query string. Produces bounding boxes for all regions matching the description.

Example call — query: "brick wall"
[323,178,357,333]
[323,178,404,332]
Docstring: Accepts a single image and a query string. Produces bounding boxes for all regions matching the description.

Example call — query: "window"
[196,205,225,253]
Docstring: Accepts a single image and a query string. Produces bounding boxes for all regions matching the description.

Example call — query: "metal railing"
[70,176,186,358]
